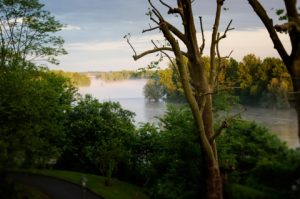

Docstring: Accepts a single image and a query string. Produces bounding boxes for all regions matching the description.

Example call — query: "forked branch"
[125,34,187,61]
[210,108,247,142]
[216,19,234,42]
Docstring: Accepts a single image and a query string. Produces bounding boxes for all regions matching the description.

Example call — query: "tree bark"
[205,160,223,199]
[290,56,300,143]
[201,96,223,199]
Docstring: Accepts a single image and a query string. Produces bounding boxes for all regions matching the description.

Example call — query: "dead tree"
[126,0,233,198]
[247,0,300,142]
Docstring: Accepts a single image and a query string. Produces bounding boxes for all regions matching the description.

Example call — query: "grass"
[16,169,150,199]
[225,183,280,199]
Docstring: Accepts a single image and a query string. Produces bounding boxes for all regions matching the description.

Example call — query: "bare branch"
[210,0,224,85]
[216,19,234,42]
[148,0,164,20]
[133,46,187,60]
[142,26,160,33]
[214,31,233,89]
[210,120,228,142]
[159,0,183,17]
[124,34,137,57]
[199,16,205,55]
[159,0,172,10]
[151,40,178,75]
[210,108,247,142]
[274,22,300,33]
[165,21,186,44]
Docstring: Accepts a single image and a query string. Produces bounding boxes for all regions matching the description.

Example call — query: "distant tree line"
[144,54,293,109]
[96,70,155,81]
[52,70,91,87]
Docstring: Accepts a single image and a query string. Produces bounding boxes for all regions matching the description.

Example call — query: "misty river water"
[79,76,299,148]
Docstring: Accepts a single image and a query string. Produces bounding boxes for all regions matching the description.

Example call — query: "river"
[79,76,299,148]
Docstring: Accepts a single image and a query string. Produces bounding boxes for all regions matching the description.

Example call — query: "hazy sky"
[39,0,292,72]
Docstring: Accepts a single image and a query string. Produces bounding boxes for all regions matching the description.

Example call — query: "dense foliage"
[218,120,300,198]
[226,55,292,108]
[0,62,76,168]
[127,106,300,199]
[144,55,292,109]
[143,78,164,102]
[56,95,135,185]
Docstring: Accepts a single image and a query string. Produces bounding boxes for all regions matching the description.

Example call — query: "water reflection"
[79,76,299,148]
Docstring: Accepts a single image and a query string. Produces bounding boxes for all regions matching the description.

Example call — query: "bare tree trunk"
[202,98,223,199]
[205,160,223,199]
[189,59,223,199]
[291,56,300,143]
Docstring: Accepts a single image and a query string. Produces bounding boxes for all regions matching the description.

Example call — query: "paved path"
[7,172,103,199]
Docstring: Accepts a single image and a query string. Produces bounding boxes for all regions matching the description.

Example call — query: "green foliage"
[212,90,239,113]
[225,54,292,108]
[58,95,135,182]
[217,120,300,198]
[0,63,76,168]
[158,66,185,102]
[129,106,300,199]
[130,105,203,199]
[276,9,288,21]
[143,78,164,102]
[0,0,66,65]
[225,183,279,199]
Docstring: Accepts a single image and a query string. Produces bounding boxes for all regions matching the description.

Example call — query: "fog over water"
[79,76,299,148]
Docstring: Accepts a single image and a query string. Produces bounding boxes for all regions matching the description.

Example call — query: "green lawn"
[16,169,150,199]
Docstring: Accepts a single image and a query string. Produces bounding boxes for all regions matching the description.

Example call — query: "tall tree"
[126,0,233,198]
[247,0,300,141]
[0,0,66,65]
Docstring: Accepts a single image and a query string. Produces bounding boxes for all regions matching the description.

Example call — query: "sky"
[39,0,293,72]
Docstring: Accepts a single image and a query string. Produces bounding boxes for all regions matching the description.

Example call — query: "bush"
[0,63,76,168]
[217,120,300,198]
[56,95,135,181]
[133,106,300,199]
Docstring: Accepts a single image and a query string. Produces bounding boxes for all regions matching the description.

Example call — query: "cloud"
[51,28,291,72]
[65,33,166,52]
[62,25,81,31]
[66,40,127,51]
[202,28,291,60]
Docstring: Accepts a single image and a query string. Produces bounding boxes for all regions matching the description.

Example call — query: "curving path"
[7,172,103,199]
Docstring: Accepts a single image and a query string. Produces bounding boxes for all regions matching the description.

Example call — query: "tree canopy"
[0,63,76,168]
[0,0,66,65]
